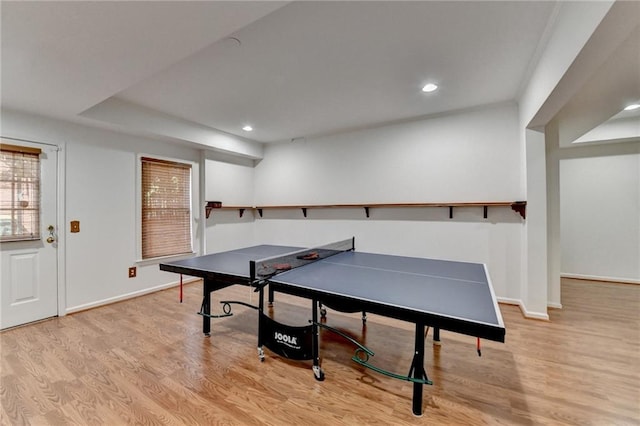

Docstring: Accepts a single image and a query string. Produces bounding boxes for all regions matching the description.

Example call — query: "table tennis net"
[251,238,354,281]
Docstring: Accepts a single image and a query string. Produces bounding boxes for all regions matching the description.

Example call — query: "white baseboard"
[497,297,550,321]
[561,273,639,285]
[518,304,550,321]
[65,277,200,315]
[496,297,520,306]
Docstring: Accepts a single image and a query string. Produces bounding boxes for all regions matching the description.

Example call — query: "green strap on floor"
[313,321,374,356]
[351,349,433,385]
[314,322,432,385]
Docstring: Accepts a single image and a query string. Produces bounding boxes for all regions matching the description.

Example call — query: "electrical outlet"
[128,267,136,278]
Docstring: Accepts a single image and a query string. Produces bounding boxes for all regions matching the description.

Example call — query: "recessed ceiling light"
[624,104,640,111]
[422,83,438,93]
[242,125,253,131]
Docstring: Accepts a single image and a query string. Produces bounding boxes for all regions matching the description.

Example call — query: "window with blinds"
[141,157,193,259]
[0,143,41,242]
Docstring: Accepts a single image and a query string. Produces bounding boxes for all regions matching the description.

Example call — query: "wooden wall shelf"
[206,201,527,220]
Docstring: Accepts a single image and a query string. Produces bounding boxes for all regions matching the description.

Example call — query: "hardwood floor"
[1,278,638,425]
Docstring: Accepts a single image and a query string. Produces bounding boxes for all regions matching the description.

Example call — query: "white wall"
[545,120,563,308]
[517,1,615,317]
[241,103,526,305]
[254,102,522,204]
[1,110,204,313]
[522,129,549,315]
[560,152,640,283]
[204,152,256,253]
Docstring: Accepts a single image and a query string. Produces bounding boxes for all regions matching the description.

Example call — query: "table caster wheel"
[313,365,325,381]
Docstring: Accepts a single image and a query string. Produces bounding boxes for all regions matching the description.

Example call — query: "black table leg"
[257,285,265,361]
[268,286,275,307]
[202,279,211,336]
[311,299,324,380]
[411,323,426,416]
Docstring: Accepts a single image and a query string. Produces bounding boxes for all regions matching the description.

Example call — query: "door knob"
[46,225,56,244]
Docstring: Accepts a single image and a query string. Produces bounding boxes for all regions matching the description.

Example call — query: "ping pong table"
[159,238,505,416]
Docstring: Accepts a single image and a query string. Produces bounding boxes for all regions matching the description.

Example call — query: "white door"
[1,138,59,329]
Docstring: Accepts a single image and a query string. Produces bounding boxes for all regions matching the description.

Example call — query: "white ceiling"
[111,1,556,143]
[1,1,286,134]
[2,1,561,145]
[2,1,637,149]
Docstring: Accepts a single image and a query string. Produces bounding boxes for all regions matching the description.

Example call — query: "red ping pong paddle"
[273,263,292,271]
[297,252,319,260]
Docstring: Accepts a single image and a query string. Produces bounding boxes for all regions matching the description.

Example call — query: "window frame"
[0,142,42,242]
[136,153,197,263]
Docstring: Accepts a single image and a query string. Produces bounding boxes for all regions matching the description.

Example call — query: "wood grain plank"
[1,278,637,425]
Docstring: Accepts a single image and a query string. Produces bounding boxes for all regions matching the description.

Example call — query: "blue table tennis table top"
[161,244,505,338]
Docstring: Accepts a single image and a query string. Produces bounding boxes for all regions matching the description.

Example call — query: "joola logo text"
[275,331,298,346]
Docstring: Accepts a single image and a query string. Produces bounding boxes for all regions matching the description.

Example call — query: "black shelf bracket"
[205,201,222,219]
[511,201,527,219]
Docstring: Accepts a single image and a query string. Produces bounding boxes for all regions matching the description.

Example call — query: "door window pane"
[0,143,41,242]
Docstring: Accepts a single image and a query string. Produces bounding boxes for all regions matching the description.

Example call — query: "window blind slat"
[141,158,192,259]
